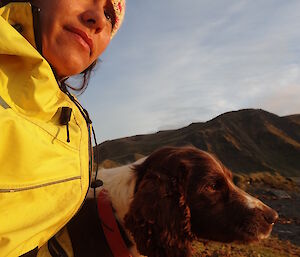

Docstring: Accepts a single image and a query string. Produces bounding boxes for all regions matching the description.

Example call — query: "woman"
[0,0,125,256]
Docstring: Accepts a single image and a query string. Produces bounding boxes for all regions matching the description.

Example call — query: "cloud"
[79,0,300,142]
[250,65,300,115]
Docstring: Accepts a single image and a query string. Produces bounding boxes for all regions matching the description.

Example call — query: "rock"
[266,189,291,199]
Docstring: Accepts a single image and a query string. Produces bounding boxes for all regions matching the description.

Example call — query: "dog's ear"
[124,160,193,257]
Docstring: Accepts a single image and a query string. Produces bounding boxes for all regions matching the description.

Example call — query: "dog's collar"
[97,189,132,257]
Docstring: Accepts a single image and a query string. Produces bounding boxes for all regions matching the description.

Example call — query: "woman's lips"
[64,26,93,55]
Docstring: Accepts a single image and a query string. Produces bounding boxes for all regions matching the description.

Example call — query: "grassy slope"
[97,109,300,177]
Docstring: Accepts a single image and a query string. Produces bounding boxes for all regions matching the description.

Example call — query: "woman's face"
[31,0,115,77]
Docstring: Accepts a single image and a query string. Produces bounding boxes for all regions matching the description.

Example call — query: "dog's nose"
[263,209,279,225]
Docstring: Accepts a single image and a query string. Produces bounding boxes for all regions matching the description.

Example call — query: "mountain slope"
[96,109,300,177]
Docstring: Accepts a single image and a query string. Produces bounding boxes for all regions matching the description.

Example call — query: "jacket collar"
[0,2,37,47]
[0,2,68,121]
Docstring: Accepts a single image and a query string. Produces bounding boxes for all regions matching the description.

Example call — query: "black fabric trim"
[67,199,133,257]
[0,0,29,8]
[48,237,69,257]
[67,199,115,257]
[31,5,42,54]
[19,247,38,257]
[0,1,43,55]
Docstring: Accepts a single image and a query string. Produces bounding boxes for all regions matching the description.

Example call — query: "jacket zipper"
[0,176,81,193]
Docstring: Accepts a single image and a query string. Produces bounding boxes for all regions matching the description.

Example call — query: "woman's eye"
[104,10,111,21]
[104,10,114,26]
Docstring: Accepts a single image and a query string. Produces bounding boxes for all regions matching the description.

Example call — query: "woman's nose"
[81,9,106,33]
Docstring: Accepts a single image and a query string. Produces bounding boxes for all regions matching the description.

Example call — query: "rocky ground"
[259,191,300,246]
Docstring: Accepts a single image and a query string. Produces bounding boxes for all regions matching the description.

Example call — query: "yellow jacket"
[0,3,91,256]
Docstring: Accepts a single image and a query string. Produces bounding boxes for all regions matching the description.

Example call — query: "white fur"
[87,157,147,257]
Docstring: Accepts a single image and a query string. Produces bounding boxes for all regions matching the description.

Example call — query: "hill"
[96,109,300,177]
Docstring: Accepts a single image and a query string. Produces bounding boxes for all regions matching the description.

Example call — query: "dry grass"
[233,172,299,192]
[192,237,300,257]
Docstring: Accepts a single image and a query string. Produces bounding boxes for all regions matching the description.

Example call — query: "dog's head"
[124,146,278,257]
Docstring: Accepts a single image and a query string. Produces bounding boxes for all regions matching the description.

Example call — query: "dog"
[68,146,278,257]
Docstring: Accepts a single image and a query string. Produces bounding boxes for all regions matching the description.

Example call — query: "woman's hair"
[66,60,98,95]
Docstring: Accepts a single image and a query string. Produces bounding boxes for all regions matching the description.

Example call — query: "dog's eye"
[205,180,224,192]
[205,183,218,192]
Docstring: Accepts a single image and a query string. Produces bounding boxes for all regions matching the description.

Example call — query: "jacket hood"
[0,2,69,122]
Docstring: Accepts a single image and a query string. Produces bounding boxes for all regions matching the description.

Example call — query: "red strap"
[97,189,132,257]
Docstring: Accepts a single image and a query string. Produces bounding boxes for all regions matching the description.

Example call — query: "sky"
[78,0,300,143]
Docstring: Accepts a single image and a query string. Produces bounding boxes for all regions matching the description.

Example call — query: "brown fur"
[124,146,278,257]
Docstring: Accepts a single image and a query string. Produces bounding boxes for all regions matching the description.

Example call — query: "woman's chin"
[44,49,91,78]
[53,61,89,78]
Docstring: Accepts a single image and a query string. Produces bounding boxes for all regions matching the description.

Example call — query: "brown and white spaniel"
[70,146,278,257]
